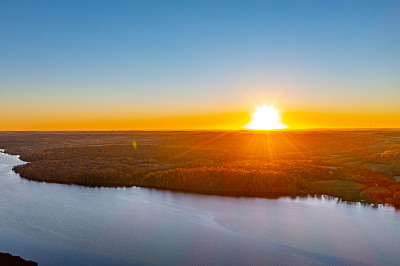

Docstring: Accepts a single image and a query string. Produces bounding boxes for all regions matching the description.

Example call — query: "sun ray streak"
[170,130,236,161]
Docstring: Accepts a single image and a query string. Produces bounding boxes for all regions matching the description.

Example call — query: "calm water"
[0,150,399,266]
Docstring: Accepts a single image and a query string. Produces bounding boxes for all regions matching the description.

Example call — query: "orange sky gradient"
[2,110,399,131]
[2,1,399,131]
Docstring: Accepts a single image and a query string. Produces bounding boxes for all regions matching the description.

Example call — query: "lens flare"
[132,139,138,150]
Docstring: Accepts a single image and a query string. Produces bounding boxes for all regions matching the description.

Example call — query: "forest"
[1,130,400,207]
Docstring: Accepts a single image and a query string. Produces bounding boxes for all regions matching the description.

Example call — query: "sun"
[243,105,288,130]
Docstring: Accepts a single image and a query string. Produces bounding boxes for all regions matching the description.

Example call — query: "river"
[0,150,399,265]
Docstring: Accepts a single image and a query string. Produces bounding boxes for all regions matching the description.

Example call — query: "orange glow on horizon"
[0,109,399,131]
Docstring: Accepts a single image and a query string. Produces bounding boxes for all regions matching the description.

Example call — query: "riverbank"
[2,146,399,266]
[2,130,400,207]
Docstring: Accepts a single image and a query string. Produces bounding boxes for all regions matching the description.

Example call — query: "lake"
[0,150,399,265]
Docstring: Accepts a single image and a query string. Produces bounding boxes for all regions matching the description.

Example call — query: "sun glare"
[244,105,288,130]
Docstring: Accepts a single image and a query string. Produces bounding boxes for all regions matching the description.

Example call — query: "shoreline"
[2,130,400,208]
[1,149,383,208]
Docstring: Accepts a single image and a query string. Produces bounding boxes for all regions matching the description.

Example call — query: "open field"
[1,130,400,207]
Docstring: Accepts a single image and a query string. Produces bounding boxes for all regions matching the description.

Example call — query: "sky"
[1,0,399,130]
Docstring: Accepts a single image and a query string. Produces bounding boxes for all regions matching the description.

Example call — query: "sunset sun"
[244,105,288,130]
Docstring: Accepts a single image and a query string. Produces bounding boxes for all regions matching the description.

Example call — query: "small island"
[1,130,400,207]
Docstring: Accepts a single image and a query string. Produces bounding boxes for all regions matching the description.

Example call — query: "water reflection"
[0,151,399,265]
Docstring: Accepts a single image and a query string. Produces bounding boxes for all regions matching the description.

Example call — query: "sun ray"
[170,130,235,161]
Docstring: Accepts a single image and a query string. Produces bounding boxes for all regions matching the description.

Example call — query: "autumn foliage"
[1,130,400,207]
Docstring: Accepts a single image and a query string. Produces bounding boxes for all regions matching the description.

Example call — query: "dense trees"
[2,130,400,207]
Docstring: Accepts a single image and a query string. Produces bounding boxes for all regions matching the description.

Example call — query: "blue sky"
[1,0,399,129]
